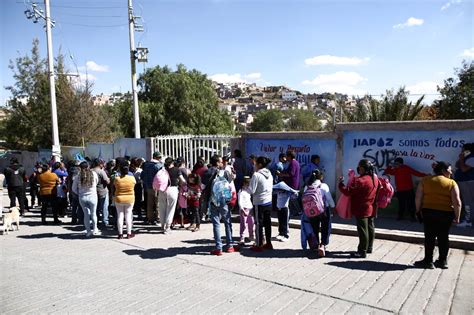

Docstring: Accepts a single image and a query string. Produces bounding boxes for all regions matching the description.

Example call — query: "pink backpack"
[153,169,170,192]
[302,184,325,218]
[376,176,394,209]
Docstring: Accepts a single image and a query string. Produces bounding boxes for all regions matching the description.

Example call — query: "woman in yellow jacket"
[415,161,461,269]
[114,162,136,239]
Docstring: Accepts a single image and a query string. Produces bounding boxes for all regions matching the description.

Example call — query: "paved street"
[1,206,473,314]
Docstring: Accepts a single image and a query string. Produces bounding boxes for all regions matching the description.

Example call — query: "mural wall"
[246,138,337,191]
[342,130,474,186]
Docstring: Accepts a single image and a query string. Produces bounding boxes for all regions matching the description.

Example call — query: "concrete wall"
[336,120,474,189]
[236,120,474,193]
[239,132,338,191]
[0,151,38,177]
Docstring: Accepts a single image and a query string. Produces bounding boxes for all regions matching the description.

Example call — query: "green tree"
[371,87,424,121]
[250,109,284,131]
[1,39,115,150]
[435,61,474,119]
[331,88,423,123]
[285,109,322,131]
[115,64,233,137]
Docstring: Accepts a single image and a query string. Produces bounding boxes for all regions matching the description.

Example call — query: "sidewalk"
[284,215,474,251]
[1,204,473,314]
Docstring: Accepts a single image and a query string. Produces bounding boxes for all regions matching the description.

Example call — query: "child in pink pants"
[238,177,254,243]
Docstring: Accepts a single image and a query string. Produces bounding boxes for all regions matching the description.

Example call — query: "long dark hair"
[256,156,271,169]
[358,159,376,188]
[307,169,323,186]
[79,161,94,188]
[187,172,201,185]
[120,162,130,178]
[164,157,174,169]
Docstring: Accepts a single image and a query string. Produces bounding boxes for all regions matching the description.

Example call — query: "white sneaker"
[275,235,283,241]
[93,229,100,235]
[457,221,472,228]
[281,236,289,242]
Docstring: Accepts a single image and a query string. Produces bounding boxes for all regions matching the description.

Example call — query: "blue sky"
[1,0,473,105]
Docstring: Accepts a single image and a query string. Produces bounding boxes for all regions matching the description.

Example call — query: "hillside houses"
[213,81,362,129]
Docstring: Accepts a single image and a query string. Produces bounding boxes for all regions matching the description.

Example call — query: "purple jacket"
[282,159,300,190]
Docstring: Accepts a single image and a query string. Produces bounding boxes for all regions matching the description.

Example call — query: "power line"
[55,13,125,18]
[50,4,125,9]
[57,21,128,28]
[15,1,125,9]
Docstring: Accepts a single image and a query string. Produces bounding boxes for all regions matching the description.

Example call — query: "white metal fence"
[152,135,234,168]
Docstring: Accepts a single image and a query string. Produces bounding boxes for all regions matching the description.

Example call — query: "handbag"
[335,169,355,219]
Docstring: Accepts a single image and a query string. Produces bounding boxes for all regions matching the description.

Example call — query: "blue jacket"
[140,160,163,189]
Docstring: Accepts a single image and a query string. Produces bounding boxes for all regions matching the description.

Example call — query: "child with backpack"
[302,169,335,257]
[238,176,254,244]
[186,173,202,232]
[273,181,299,242]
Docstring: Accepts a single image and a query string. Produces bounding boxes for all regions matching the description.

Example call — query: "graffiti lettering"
[362,149,398,173]
[259,143,277,153]
[287,144,311,153]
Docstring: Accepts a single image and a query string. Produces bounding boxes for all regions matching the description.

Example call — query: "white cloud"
[393,17,424,29]
[210,72,265,84]
[441,0,461,11]
[244,72,262,79]
[302,71,367,95]
[80,73,97,81]
[209,73,246,83]
[85,61,109,72]
[304,55,370,66]
[407,81,439,95]
[461,47,474,58]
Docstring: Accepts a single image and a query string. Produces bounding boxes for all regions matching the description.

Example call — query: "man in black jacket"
[4,157,26,215]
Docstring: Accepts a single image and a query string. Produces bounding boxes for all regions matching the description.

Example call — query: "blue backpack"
[211,171,232,207]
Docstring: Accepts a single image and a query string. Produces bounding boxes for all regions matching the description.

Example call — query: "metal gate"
[152,135,234,168]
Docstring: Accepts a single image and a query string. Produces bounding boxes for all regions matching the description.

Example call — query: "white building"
[282,91,297,101]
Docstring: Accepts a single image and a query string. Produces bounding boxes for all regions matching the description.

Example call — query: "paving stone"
[1,201,472,314]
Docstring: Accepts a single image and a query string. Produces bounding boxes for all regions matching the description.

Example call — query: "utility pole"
[128,0,141,139]
[25,0,60,160]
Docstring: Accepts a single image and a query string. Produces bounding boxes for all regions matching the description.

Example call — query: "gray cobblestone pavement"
[1,207,473,314]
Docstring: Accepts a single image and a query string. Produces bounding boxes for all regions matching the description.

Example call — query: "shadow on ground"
[16,232,117,240]
[326,260,413,271]
[123,245,212,259]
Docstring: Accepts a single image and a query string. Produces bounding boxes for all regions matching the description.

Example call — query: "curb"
[232,216,474,251]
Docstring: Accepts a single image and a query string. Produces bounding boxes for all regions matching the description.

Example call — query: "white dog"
[2,207,20,235]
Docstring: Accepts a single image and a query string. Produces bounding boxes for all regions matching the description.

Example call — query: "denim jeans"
[210,203,233,250]
[277,207,290,238]
[97,194,109,226]
[255,204,272,247]
[309,208,332,246]
[79,194,98,234]
[70,192,83,223]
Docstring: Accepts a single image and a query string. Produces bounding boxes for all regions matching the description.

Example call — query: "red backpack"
[376,176,394,209]
[302,184,325,217]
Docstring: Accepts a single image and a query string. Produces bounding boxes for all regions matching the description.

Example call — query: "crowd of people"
[1,142,473,268]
